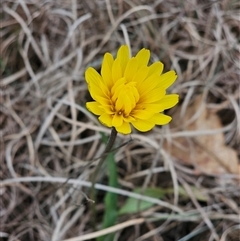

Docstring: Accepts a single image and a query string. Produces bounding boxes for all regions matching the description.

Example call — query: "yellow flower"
[85,45,179,134]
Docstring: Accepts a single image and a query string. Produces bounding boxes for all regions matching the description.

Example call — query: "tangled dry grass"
[1,0,240,241]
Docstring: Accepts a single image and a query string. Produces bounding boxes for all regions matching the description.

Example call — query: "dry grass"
[1,0,240,241]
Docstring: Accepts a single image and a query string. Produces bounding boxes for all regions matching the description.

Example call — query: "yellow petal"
[116,121,131,134]
[131,119,155,132]
[140,87,166,103]
[157,70,177,89]
[99,113,113,127]
[135,48,150,68]
[116,45,130,74]
[93,95,109,106]
[148,113,172,125]
[148,62,164,76]
[115,92,132,113]
[111,77,125,94]
[112,114,123,127]
[85,67,101,85]
[139,103,161,113]
[85,67,109,97]
[155,94,179,110]
[86,102,104,115]
[112,58,123,83]
[137,74,160,95]
[111,77,126,102]
[115,90,135,115]
[133,66,149,85]
[87,83,104,101]
[100,104,114,114]
[142,94,179,113]
[124,57,138,82]
[123,115,135,122]
[131,109,154,120]
[131,85,140,103]
[101,53,114,89]
[115,93,124,111]
[124,93,136,114]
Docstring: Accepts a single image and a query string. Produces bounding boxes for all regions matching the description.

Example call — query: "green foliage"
[119,186,208,215]
[97,134,118,241]
[119,187,165,215]
[177,186,208,202]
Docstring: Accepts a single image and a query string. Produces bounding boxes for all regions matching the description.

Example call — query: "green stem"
[90,128,118,226]
[91,128,117,187]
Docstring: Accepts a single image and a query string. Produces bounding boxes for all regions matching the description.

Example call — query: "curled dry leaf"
[165,96,239,175]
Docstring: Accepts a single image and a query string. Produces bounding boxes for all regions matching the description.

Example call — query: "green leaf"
[119,185,208,216]
[97,133,118,241]
[177,186,208,202]
[119,187,166,215]
[163,186,208,202]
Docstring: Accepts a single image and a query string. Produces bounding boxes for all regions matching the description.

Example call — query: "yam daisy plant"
[87,46,179,224]
[85,45,179,135]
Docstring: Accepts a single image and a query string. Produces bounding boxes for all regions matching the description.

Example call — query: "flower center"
[110,78,140,117]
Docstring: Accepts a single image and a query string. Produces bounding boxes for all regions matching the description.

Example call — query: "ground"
[1,1,240,241]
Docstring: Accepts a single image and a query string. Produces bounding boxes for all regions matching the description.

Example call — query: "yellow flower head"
[85,45,179,134]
